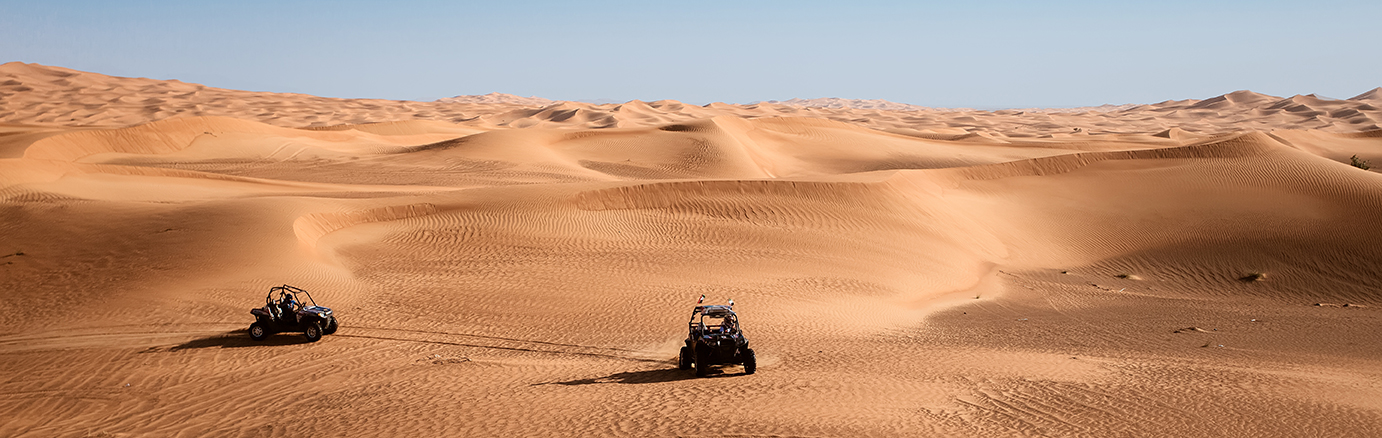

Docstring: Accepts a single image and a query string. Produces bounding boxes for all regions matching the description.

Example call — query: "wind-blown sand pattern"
[2,62,1381,437]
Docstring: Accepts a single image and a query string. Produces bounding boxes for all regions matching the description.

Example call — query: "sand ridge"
[4,62,1380,135]
[2,64,1381,437]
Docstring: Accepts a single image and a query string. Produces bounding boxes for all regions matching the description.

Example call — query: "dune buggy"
[248,284,338,342]
[679,297,755,377]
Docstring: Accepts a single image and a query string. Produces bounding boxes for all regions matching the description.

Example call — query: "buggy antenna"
[697,294,705,304]
[728,299,734,307]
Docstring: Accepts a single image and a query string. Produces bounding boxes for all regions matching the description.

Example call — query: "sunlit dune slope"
[4,115,1380,332]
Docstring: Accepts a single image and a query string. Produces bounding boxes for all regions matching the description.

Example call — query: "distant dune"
[759,97,948,111]
[436,92,554,106]
[2,62,1381,437]
[3,62,1379,135]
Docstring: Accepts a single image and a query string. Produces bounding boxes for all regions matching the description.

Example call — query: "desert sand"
[2,62,1381,437]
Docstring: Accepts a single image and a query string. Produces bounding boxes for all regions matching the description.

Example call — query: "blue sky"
[3,1,1378,108]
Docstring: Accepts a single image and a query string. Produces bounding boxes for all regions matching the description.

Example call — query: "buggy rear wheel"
[249,322,268,341]
[678,346,692,370]
[304,321,323,342]
[742,348,756,375]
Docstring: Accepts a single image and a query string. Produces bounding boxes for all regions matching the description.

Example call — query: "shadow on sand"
[165,330,314,351]
[536,366,747,386]
[332,332,667,363]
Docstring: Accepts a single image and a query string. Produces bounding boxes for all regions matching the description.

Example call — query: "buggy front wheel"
[678,346,692,370]
[323,316,339,335]
[694,347,710,377]
[742,348,756,375]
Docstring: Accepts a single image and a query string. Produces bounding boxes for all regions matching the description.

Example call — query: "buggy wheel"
[249,322,268,341]
[304,321,324,342]
[694,346,710,377]
[323,316,339,335]
[742,348,756,375]
[678,346,692,370]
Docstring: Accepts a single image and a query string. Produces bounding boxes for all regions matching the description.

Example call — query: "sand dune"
[1348,87,1382,103]
[4,62,1381,135]
[436,92,555,106]
[762,97,947,111]
[2,64,1382,437]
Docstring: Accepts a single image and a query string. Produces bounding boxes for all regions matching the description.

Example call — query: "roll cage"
[689,305,740,336]
[267,284,319,310]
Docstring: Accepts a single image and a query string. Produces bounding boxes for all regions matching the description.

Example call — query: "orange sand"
[2,62,1381,437]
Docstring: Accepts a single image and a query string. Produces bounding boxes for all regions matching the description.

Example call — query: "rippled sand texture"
[2,63,1381,437]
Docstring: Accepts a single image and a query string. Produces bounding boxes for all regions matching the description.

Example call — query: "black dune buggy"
[248,284,338,342]
[679,298,756,377]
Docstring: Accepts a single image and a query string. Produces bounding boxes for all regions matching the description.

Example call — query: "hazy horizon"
[3,0,1379,108]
